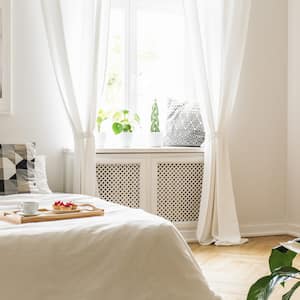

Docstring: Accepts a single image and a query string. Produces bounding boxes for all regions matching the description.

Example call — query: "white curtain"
[184,0,251,245]
[41,0,110,195]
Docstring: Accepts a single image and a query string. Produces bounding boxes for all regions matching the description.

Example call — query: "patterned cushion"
[0,143,38,195]
[163,99,205,147]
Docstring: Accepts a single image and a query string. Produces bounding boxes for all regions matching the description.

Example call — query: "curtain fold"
[184,0,251,245]
[41,0,110,195]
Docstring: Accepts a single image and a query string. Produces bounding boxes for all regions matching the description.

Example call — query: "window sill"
[64,146,204,154]
[95,146,204,154]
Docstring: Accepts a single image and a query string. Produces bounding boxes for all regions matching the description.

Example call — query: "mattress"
[0,193,220,300]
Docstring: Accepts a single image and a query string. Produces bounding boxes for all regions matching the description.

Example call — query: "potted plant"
[95,108,109,147]
[149,99,162,147]
[248,239,300,299]
[112,109,140,147]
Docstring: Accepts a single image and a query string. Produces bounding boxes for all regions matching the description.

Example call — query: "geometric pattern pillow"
[0,143,38,195]
[163,99,205,147]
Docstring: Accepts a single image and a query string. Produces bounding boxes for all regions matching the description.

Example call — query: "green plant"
[96,108,109,132]
[112,109,140,135]
[150,99,160,133]
[248,244,300,300]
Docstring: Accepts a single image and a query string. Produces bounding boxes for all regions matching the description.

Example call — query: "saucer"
[18,212,40,217]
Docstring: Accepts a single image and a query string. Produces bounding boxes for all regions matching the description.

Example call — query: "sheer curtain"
[184,0,251,245]
[41,0,110,195]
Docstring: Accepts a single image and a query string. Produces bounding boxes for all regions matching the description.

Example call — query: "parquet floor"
[190,235,300,300]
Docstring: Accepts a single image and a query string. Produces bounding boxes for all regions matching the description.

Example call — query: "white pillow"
[35,155,52,194]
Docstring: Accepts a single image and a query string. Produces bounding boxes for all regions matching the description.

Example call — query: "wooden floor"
[190,235,300,300]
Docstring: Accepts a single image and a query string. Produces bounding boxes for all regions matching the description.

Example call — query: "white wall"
[287,0,300,232]
[0,1,72,192]
[230,0,288,234]
[0,0,289,233]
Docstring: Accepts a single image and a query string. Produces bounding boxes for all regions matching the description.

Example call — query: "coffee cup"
[20,201,39,216]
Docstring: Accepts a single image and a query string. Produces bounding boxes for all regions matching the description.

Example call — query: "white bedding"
[0,193,220,300]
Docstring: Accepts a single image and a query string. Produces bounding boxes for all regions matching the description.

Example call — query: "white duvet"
[0,193,220,300]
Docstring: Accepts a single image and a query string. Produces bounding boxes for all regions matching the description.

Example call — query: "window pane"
[136,2,189,134]
[103,9,125,111]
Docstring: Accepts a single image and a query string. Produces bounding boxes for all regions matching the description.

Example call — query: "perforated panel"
[156,162,204,222]
[96,162,140,208]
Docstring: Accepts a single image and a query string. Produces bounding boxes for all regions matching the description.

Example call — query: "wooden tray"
[0,204,104,224]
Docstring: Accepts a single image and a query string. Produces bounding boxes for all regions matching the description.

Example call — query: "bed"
[0,193,220,300]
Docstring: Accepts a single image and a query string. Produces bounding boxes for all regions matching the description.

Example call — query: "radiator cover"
[156,162,204,222]
[95,155,204,226]
[96,162,141,208]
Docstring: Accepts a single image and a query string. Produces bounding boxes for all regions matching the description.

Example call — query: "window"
[102,0,196,146]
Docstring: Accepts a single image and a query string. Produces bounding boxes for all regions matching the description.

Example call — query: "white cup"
[20,201,39,216]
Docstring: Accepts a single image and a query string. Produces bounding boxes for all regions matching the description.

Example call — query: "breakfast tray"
[0,204,104,224]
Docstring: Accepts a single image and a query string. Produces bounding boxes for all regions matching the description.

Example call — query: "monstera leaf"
[247,245,300,300]
[269,246,297,272]
[247,266,300,300]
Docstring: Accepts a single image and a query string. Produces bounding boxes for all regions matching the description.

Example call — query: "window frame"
[110,0,137,111]
[107,0,196,140]
[124,0,137,111]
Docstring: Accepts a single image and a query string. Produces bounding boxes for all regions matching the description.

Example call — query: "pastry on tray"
[53,201,78,211]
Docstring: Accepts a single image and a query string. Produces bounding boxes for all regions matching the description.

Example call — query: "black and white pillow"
[0,143,38,195]
[163,99,205,147]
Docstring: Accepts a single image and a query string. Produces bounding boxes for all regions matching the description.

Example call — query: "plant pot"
[95,132,106,148]
[119,132,133,147]
[149,132,162,147]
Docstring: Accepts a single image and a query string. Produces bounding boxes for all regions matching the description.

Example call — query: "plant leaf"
[282,281,300,300]
[112,122,123,135]
[113,112,121,121]
[247,275,277,300]
[134,113,140,123]
[122,124,132,132]
[269,247,297,273]
[247,266,300,300]
[98,108,104,117]
[96,116,102,125]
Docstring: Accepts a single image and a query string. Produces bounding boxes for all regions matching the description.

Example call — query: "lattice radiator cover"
[96,159,203,224]
[96,162,141,208]
[156,162,204,223]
